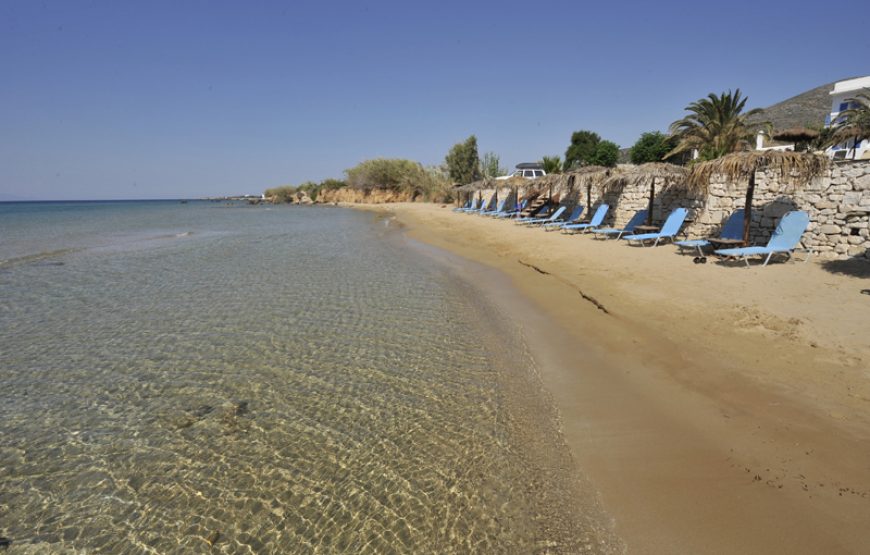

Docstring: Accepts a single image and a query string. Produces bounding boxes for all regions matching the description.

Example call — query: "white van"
[496,163,546,180]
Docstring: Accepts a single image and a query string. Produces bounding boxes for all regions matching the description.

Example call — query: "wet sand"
[366,202,870,554]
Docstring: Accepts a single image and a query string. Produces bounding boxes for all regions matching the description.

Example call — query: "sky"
[1,0,868,200]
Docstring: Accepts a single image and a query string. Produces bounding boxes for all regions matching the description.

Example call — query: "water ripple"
[0,202,616,553]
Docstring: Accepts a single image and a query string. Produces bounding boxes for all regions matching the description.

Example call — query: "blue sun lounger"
[481,199,506,216]
[714,210,811,267]
[623,208,688,247]
[453,200,472,212]
[592,209,648,239]
[517,206,567,226]
[675,209,744,257]
[468,198,493,214]
[458,198,480,212]
[495,199,528,218]
[561,204,609,234]
[543,205,584,230]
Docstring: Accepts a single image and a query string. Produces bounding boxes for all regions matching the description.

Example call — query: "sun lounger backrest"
[720,209,745,240]
[494,199,506,213]
[589,204,609,225]
[548,206,567,221]
[767,210,810,250]
[623,210,649,231]
[567,206,584,222]
[660,208,689,236]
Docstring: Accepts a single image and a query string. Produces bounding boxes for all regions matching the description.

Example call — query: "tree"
[445,135,482,184]
[667,89,764,161]
[587,140,619,167]
[480,151,506,178]
[827,88,870,159]
[630,132,677,164]
[564,130,601,169]
[541,155,562,174]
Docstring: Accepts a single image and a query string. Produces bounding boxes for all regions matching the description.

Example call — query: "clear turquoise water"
[0,201,612,553]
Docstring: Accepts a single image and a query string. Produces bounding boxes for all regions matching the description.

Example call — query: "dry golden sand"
[360,202,870,554]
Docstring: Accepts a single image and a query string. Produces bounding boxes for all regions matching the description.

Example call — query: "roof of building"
[830,76,870,95]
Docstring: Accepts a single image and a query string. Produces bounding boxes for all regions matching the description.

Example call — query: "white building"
[756,76,870,159]
[826,76,870,160]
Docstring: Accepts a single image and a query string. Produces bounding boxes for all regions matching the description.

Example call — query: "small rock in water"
[205,530,221,546]
[233,400,249,416]
[0,537,11,550]
[192,405,215,418]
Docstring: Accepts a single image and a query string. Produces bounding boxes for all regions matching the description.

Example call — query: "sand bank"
[365,202,870,554]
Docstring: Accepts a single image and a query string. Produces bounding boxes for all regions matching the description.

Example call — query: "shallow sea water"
[0,201,616,553]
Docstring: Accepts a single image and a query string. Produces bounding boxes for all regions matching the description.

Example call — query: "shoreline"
[365,202,870,553]
[399,230,625,553]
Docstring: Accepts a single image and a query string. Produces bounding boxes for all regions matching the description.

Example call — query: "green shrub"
[541,155,562,174]
[445,136,482,184]
[564,130,601,169]
[480,151,506,178]
[630,132,677,164]
[320,178,346,191]
[588,140,620,167]
[263,185,296,203]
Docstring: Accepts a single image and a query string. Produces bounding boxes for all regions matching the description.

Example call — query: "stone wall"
[468,162,870,259]
[591,161,869,260]
[598,177,706,229]
[697,161,870,259]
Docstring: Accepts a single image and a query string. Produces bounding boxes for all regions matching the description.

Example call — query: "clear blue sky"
[2,0,868,200]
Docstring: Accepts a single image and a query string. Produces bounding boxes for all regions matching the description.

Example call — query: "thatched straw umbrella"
[514,173,565,215]
[771,127,821,152]
[569,166,619,212]
[601,163,690,226]
[493,175,526,212]
[456,178,492,206]
[688,151,830,244]
[530,173,560,205]
[772,127,820,143]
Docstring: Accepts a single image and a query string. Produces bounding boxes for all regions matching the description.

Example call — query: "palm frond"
[826,88,870,147]
[667,89,765,160]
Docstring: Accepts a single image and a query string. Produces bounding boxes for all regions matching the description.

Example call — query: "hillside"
[620,78,853,159]
[747,79,851,130]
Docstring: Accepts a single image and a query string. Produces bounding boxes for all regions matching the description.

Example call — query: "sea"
[0,200,615,554]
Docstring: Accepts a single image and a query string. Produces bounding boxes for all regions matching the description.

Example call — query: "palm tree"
[667,89,765,161]
[827,88,870,159]
[541,156,563,174]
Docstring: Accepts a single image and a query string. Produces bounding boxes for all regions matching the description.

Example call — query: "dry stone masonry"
[474,160,869,260]
[700,161,869,259]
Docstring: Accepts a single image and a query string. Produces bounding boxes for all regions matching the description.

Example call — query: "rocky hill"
[619,78,855,157]
[747,79,854,130]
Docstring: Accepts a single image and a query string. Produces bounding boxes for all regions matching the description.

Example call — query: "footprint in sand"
[732,305,803,340]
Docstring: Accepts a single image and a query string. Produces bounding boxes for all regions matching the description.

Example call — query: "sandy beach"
[369,202,870,554]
